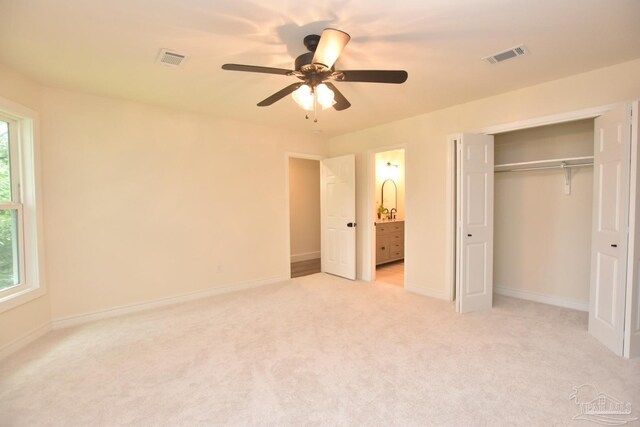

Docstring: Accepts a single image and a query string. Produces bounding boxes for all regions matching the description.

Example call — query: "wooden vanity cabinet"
[376,221,404,265]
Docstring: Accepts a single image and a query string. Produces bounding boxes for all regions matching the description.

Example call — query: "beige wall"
[494,120,594,304]
[289,158,320,262]
[1,65,327,347]
[0,64,52,349]
[375,149,405,221]
[40,88,326,319]
[327,58,640,297]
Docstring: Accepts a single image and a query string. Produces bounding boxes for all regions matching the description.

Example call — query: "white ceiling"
[1,0,639,136]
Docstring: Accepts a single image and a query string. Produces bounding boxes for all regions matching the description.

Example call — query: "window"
[0,97,44,312]
[0,117,24,293]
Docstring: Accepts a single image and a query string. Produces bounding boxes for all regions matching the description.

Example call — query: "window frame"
[0,96,45,313]
[0,115,27,297]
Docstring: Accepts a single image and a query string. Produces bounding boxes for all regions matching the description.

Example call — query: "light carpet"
[1,273,639,426]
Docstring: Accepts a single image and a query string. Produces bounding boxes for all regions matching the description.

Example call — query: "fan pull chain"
[313,89,318,123]
[303,88,320,122]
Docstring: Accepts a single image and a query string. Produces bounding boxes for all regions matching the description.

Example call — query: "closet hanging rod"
[494,155,594,170]
[495,162,593,173]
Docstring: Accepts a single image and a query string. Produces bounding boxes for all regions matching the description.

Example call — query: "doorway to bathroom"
[373,148,405,287]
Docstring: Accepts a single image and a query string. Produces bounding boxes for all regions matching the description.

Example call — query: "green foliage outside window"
[0,122,18,290]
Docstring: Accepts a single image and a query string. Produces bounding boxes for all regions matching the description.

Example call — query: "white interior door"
[589,105,632,356]
[456,133,494,313]
[626,101,640,358]
[321,154,356,280]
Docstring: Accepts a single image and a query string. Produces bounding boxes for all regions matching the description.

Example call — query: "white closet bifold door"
[589,105,632,356]
[456,133,494,313]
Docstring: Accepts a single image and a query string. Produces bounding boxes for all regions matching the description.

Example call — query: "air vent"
[483,45,528,64]
[157,49,187,67]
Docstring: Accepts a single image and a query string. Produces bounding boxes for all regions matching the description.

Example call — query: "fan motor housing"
[295,51,334,83]
[295,52,314,71]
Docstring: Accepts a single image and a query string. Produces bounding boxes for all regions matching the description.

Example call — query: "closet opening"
[450,102,639,357]
[372,149,405,287]
[493,119,594,312]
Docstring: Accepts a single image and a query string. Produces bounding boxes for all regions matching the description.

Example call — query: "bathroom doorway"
[373,148,406,287]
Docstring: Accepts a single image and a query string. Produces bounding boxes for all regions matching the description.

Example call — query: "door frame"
[445,103,620,302]
[284,152,324,279]
[367,143,408,284]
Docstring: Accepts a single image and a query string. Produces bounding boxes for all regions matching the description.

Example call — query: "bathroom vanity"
[375,220,404,265]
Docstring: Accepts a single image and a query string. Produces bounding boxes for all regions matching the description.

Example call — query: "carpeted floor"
[1,273,639,426]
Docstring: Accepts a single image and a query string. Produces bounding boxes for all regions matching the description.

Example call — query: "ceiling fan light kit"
[292,83,335,111]
[222,28,408,122]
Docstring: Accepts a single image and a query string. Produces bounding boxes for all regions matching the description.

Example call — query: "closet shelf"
[494,156,594,173]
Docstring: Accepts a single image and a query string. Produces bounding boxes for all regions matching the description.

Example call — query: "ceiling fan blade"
[222,64,293,75]
[257,83,303,107]
[338,70,408,84]
[325,82,351,111]
[312,28,351,69]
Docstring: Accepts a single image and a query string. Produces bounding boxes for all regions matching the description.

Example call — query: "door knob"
[467,234,472,237]
[347,222,356,228]
[611,244,618,248]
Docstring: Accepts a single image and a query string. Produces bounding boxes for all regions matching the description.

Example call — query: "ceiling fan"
[221,28,408,120]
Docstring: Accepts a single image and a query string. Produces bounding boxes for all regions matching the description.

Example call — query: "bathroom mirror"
[381,179,397,214]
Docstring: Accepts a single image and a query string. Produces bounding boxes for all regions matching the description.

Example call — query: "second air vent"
[157,49,187,67]
[483,45,528,64]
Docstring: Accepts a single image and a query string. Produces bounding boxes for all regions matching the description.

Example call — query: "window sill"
[0,285,46,314]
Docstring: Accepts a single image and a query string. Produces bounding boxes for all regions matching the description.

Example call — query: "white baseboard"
[52,275,289,330]
[290,251,321,263]
[405,284,449,301]
[0,322,51,362]
[495,286,589,312]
